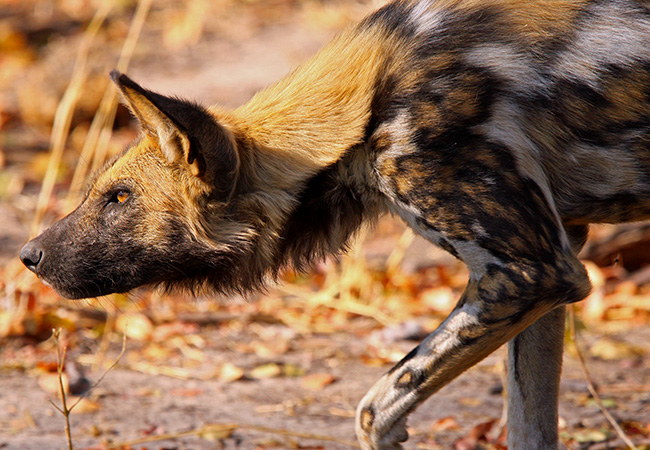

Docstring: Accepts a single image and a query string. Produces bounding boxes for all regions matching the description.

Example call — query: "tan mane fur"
[210,28,401,191]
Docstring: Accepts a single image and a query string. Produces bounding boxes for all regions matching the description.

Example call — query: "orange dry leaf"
[0,311,22,337]
[453,419,496,450]
[170,388,203,397]
[431,416,460,432]
[621,421,650,437]
[142,344,172,361]
[299,373,337,391]
[360,353,394,367]
[614,280,638,296]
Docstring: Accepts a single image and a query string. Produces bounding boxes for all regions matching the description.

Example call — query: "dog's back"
[357,0,650,227]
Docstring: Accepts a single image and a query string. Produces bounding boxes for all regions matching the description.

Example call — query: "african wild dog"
[21,0,650,448]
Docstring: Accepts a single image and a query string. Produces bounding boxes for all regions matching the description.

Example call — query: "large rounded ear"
[110,70,200,175]
[111,70,239,197]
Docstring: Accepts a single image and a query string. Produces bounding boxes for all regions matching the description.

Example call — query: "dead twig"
[50,329,74,450]
[568,307,639,450]
[50,329,127,450]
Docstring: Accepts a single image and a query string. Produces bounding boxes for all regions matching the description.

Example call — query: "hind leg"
[506,225,589,449]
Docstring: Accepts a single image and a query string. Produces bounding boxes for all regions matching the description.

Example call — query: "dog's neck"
[212,28,397,192]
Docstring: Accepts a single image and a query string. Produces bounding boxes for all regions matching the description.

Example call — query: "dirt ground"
[1,306,649,450]
[0,2,649,449]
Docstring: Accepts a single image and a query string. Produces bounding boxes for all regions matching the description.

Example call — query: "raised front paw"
[355,395,409,450]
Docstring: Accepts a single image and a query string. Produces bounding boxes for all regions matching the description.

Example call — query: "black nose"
[20,240,44,273]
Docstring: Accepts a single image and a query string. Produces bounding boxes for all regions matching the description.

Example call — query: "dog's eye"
[108,190,130,205]
[116,190,129,203]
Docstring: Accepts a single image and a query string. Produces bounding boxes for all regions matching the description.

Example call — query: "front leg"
[359,144,591,449]
[356,259,588,449]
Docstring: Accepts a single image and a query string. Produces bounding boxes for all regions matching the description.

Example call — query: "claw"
[383,416,409,448]
[356,405,409,450]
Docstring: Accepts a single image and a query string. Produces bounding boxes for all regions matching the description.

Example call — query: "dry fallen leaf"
[218,362,245,382]
[151,321,199,341]
[171,388,203,397]
[199,423,236,441]
[282,363,304,377]
[142,344,172,361]
[69,397,100,414]
[115,313,153,341]
[0,310,21,337]
[431,416,460,432]
[453,419,496,450]
[38,372,68,396]
[251,340,290,358]
[421,286,455,312]
[569,429,610,444]
[589,336,646,360]
[250,363,282,379]
[299,373,337,391]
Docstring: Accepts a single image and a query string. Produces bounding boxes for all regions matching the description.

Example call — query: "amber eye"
[116,190,129,203]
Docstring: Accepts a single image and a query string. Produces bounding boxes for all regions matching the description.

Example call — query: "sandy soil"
[1,324,649,450]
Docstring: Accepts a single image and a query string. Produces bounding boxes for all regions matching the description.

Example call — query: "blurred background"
[0,1,648,449]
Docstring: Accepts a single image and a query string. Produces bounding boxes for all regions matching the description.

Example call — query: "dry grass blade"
[92,300,117,373]
[280,283,394,326]
[30,4,111,236]
[568,307,639,450]
[278,228,397,326]
[338,228,374,304]
[66,0,153,207]
[90,0,153,174]
[385,228,415,275]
